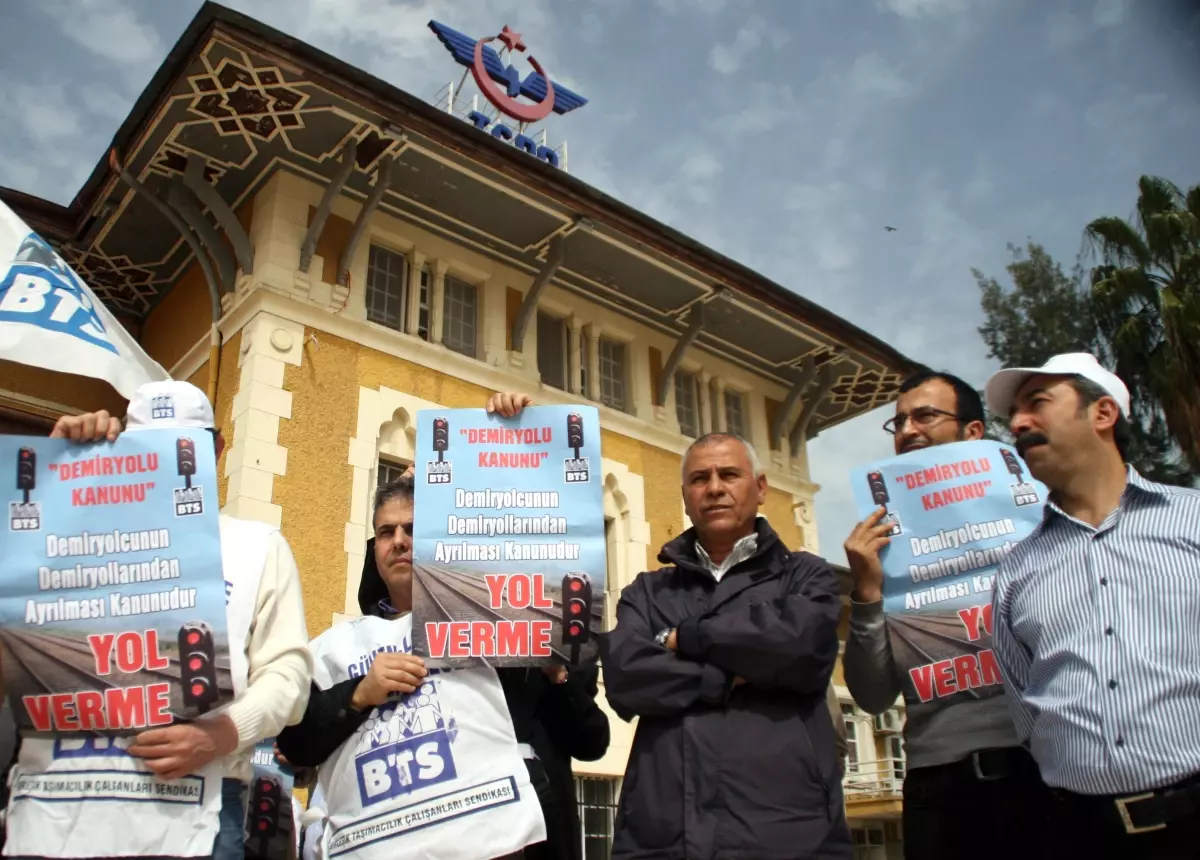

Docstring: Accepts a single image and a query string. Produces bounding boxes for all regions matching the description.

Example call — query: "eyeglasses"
[883,406,960,435]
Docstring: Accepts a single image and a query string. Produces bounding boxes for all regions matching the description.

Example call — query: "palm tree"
[1085,175,1200,475]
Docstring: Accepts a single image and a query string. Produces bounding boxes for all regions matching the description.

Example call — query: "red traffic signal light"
[866,471,889,506]
[566,413,584,453]
[561,573,593,646]
[17,447,36,492]
[178,622,219,712]
[176,437,196,477]
[251,775,282,840]
[432,417,450,452]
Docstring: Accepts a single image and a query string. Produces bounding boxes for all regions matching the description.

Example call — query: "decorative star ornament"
[497,25,526,53]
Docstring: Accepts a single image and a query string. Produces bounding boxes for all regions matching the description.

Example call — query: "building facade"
[0,3,918,857]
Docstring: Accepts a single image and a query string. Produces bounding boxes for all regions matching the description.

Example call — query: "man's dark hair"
[897,370,986,426]
[1068,377,1131,462]
[373,473,415,524]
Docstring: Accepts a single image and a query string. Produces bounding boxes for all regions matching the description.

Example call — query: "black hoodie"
[275,539,391,768]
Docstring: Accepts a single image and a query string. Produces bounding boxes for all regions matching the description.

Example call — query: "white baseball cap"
[984,352,1130,419]
[124,380,215,431]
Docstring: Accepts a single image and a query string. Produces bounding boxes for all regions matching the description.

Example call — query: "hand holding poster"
[412,405,605,667]
[0,428,232,734]
[0,200,168,399]
[849,439,1046,707]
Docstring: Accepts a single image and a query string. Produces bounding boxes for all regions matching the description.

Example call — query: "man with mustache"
[986,353,1200,857]
[842,370,1047,859]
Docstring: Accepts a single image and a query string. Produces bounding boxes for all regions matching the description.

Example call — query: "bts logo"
[250,774,282,843]
[151,395,175,420]
[561,572,593,663]
[427,416,452,483]
[865,471,902,535]
[563,412,590,483]
[179,622,219,713]
[1000,448,1041,507]
[173,437,204,517]
[0,233,118,355]
[10,447,41,532]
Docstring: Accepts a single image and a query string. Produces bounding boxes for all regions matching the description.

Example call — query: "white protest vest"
[3,515,273,858]
[309,614,545,860]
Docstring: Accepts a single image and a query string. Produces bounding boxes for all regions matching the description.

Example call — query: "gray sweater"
[843,599,1020,770]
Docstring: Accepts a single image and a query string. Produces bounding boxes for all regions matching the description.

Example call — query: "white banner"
[0,200,168,400]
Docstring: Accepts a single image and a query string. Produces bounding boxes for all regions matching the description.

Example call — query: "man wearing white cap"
[985,352,1200,857]
[3,380,312,860]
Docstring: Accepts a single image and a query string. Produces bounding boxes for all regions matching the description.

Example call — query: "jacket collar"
[658,516,782,576]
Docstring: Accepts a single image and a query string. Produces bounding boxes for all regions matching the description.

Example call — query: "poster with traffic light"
[0,427,232,735]
[411,405,605,667]
[244,740,296,860]
[848,439,1046,712]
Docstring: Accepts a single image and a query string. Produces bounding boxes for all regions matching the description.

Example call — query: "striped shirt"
[992,466,1200,795]
[694,531,759,582]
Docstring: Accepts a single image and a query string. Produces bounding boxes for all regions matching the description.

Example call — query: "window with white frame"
[675,371,700,437]
[376,458,409,488]
[725,389,746,437]
[442,274,478,357]
[851,827,886,860]
[576,777,619,860]
[579,329,590,397]
[365,245,407,330]
[885,735,905,780]
[538,311,569,390]
[597,337,626,410]
[416,265,431,341]
[841,703,859,773]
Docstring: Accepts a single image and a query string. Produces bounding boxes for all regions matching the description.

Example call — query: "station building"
[0,3,914,855]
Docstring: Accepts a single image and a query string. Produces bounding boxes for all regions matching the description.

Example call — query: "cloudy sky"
[1,0,1197,561]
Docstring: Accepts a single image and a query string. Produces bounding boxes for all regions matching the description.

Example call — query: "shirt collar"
[1043,464,1164,526]
[694,531,759,579]
[378,597,409,618]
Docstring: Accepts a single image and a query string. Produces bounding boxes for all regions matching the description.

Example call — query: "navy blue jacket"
[599,518,851,859]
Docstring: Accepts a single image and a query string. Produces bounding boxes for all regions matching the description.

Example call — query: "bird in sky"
[884,226,898,232]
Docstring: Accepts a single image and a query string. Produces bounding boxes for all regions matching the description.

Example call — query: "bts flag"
[0,200,168,399]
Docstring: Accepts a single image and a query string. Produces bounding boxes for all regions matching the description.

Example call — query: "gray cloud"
[1,0,1195,565]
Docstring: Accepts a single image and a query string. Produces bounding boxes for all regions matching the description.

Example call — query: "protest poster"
[849,439,1047,708]
[0,427,232,735]
[245,739,297,860]
[0,200,168,399]
[412,405,606,667]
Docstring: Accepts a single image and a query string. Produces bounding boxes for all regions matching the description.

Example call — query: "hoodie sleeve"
[599,572,735,721]
[536,665,611,762]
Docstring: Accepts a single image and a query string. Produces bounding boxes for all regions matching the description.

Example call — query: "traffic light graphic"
[179,622,219,713]
[176,437,196,490]
[251,774,282,843]
[1000,448,1025,482]
[432,417,449,462]
[17,447,35,504]
[561,572,593,663]
[866,471,889,508]
[566,413,584,459]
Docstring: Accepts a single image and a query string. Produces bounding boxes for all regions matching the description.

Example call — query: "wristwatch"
[655,627,674,647]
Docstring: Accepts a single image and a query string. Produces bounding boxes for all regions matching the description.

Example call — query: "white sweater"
[217,517,313,782]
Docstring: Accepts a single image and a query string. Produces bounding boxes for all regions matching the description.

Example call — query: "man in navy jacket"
[599,432,850,859]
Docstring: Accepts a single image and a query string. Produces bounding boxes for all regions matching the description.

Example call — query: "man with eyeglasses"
[841,371,1048,859]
